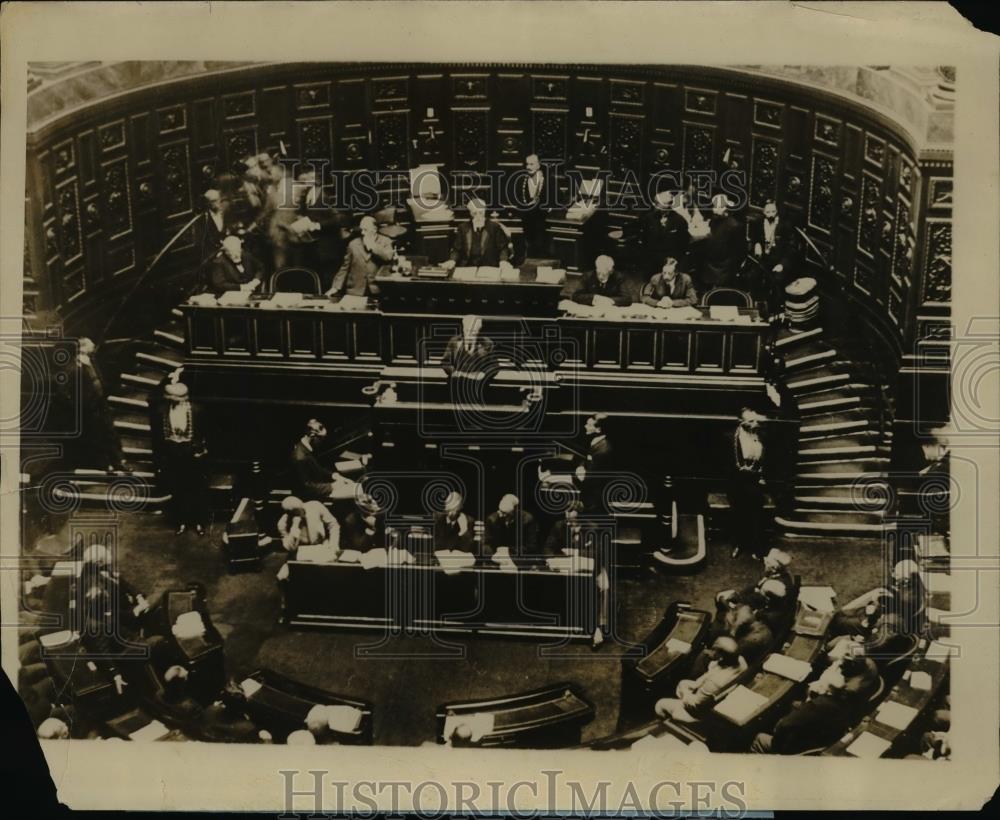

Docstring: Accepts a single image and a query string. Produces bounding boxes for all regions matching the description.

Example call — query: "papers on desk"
[172,611,206,640]
[296,544,340,564]
[709,305,740,321]
[360,548,388,569]
[444,711,495,744]
[335,458,365,474]
[188,293,218,307]
[434,550,476,574]
[665,637,692,656]
[130,719,171,742]
[325,704,364,733]
[546,555,595,573]
[713,685,768,725]
[661,305,702,321]
[798,585,838,613]
[476,266,502,281]
[845,731,892,758]
[453,266,479,281]
[289,216,320,237]
[875,700,918,732]
[535,266,565,284]
[337,294,369,311]
[388,547,415,565]
[926,640,959,661]
[908,670,933,691]
[269,292,303,308]
[500,266,521,282]
[239,677,264,698]
[337,549,363,564]
[218,290,251,306]
[763,653,814,682]
[330,475,359,500]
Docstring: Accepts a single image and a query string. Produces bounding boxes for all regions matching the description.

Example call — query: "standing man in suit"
[749,200,802,310]
[482,494,538,562]
[441,315,496,378]
[326,215,394,298]
[572,255,631,306]
[207,236,264,296]
[154,379,208,536]
[642,191,691,276]
[518,154,548,258]
[197,189,232,268]
[641,256,699,308]
[70,337,127,473]
[703,194,746,288]
[443,198,512,269]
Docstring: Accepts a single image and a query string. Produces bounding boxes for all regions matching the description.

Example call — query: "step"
[775,513,895,535]
[136,350,183,371]
[108,393,150,410]
[794,486,892,511]
[786,369,850,394]
[153,328,186,349]
[121,369,164,389]
[171,307,184,319]
[798,443,880,461]
[119,435,152,456]
[784,345,836,370]
[53,484,171,507]
[789,507,888,527]
[798,394,862,415]
[775,325,823,349]
[799,413,874,437]
[113,413,151,433]
[71,469,157,483]
[797,455,889,470]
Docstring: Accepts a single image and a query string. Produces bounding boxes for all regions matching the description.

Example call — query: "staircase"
[772,321,895,537]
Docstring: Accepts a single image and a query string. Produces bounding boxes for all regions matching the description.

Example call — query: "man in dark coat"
[516,154,549,258]
[441,315,496,377]
[207,236,265,296]
[642,191,691,275]
[702,194,746,288]
[572,254,632,306]
[748,200,802,310]
[443,198,512,269]
[641,257,699,308]
[70,337,127,472]
[482,494,538,562]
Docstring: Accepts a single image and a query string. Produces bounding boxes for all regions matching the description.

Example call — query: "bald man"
[207,235,264,296]
[572,255,631,307]
[483,494,538,561]
[444,199,511,269]
[327,215,394,297]
[432,491,475,555]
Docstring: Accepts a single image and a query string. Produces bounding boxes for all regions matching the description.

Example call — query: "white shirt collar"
[300,436,313,452]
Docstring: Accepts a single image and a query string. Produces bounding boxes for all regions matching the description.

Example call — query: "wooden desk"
[281,558,600,640]
[375,269,565,316]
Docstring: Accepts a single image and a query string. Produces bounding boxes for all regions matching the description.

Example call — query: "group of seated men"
[652,555,933,755]
[197,148,801,312]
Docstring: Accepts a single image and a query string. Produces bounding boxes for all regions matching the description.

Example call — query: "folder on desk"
[500,266,521,282]
[709,305,739,321]
[129,720,171,743]
[453,266,478,281]
[40,630,75,649]
[845,731,892,758]
[764,653,813,682]
[476,266,502,281]
[714,685,768,724]
[535,267,566,284]
[239,677,264,698]
[270,292,303,308]
[218,290,251,306]
[875,700,918,732]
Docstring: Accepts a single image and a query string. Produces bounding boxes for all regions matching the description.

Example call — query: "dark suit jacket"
[770,693,858,754]
[289,440,332,500]
[731,615,774,664]
[642,208,690,267]
[641,271,698,307]
[330,235,394,296]
[441,334,495,376]
[572,269,631,306]
[703,214,746,284]
[433,512,475,553]
[341,511,387,551]
[748,215,801,272]
[543,519,603,560]
[449,220,511,267]
[482,509,538,558]
[207,250,265,296]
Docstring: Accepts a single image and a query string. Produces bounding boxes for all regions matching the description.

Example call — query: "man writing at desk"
[442,198,512,270]
[641,256,698,308]
[326,215,394,298]
[208,235,264,297]
[572,254,631,307]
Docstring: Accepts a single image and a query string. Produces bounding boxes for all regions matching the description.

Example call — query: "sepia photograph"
[1,1,997,813]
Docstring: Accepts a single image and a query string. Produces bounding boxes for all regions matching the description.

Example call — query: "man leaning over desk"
[641,256,698,308]
[572,254,631,307]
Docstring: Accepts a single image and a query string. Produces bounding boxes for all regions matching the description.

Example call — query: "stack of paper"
[218,290,250,306]
[188,293,218,307]
[172,611,206,640]
[338,294,368,311]
[270,292,302,308]
[665,637,692,655]
[845,731,892,758]
[129,720,171,743]
[325,704,364,733]
[764,653,814,682]
[535,267,565,284]
[875,701,918,731]
[453,266,478,281]
[500,266,521,282]
[661,305,702,321]
[709,305,740,321]
[360,548,388,569]
[908,670,933,691]
[239,678,264,698]
[296,544,340,564]
[434,550,476,574]
[337,550,363,564]
[713,685,768,724]
[388,547,415,565]
[476,266,501,281]
[40,630,75,649]
[798,585,838,613]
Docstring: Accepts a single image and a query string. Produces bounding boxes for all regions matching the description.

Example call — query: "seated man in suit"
[717,548,794,610]
[207,235,264,297]
[289,419,365,502]
[197,188,233,267]
[442,198,512,270]
[572,254,631,307]
[482,494,538,563]
[277,495,340,553]
[751,655,879,754]
[441,315,496,378]
[341,493,389,552]
[432,491,475,558]
[641,256,698,308]
[749,199,802,310]
[326,215,394,298]
[654,636,747,723]
[831,559,927,638]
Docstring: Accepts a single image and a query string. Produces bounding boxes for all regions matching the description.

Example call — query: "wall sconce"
[786,176,802,193]
[841,195,854,212]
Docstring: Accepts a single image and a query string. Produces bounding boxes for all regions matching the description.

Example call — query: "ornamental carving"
[533,111,567,160]
[864,134,886,167]
[98,121,126,152]
[53,141,74,176]
[858,175,881,255]
[453,109,488,170]
[853,263,874,296]
[453,76,487,99]
[375,112,408,171]
[157,105,187,134]
[899,161,914,195]
[750,139,778,207]
[814,116,840,147]
[56,181,82,259]
[683,126,713,173]
[297,83,329,108]
[808,155,836,231]
[609,116,642,177]
[892,200,914,284]
[924,221,952,303]
[611,82,644,106]
[161,143,192,217]
[685,89,716,115]
[299,117,333,162]
[223,92,255,119]
[753,101,782,128]
[650,143,674,170]
[533,78,567,100]
[373,78,407,101]
[226,130,257,166]
[102,159,132,237]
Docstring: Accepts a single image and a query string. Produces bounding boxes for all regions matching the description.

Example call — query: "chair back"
[866,674,886,704]
[410,165,443,201]
[270,267,321,295]
[701,287,753,308]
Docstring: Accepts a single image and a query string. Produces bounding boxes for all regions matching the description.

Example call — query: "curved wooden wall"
[23,63,952,413]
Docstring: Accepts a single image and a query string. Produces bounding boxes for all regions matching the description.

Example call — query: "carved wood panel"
[297,115,333,163]
[923,220,952,304]
[160,141,193,219]
[101,157,133,240]
[532,109,567,161]
[682,124,714,173]
[807,153,837,233]
[374,111,409,171]
[55,178,82,264]
[857,173,881,256]
[609,114,642,177]
[452,108,489,171]
[750,138,779,207]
